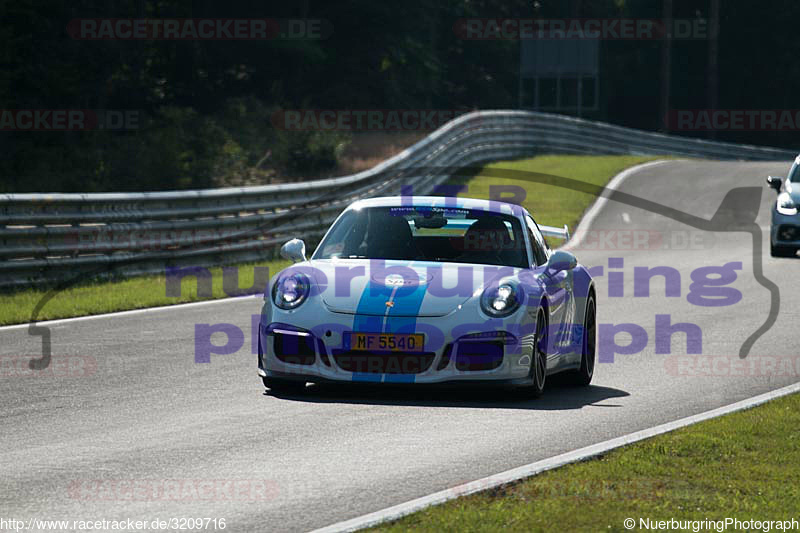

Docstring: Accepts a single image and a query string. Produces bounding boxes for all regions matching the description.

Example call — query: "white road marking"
[563,159,676,251]
[311,380,800,533]
[0,295,261,332]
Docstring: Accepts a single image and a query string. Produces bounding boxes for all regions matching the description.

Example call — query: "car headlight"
[272,272,311,310]
[777,192,798,216]
[481,280,521,317]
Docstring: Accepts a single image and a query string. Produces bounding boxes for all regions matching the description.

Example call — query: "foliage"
[1,0,799,192]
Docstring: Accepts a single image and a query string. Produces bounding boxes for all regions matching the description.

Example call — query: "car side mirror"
[545,250,577,276]
[280,238,307,263]
[766,176,783,191]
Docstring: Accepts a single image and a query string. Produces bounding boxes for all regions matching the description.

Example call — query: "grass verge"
[369,391,800,532]
[451,155,661,230]
[0,155,658,325]
[0,259,291,326]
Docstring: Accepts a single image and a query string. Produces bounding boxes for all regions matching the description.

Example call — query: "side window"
[525,215,549,266]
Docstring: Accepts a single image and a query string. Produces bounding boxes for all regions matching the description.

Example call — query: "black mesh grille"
[454,341,504,371]
[273,333,316,365]
[332,350,435,374]
[778,225,800,241]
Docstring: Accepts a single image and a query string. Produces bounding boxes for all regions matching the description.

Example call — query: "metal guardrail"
[1,110,795,289]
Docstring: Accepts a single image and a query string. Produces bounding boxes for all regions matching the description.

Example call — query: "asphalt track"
[2,160,799,532]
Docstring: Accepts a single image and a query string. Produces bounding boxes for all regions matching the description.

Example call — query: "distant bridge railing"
[1,110,794,289]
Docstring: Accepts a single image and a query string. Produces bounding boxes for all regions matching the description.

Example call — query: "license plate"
[346,332,424,352]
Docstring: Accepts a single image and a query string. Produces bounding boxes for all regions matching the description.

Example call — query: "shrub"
[272,128,350,176]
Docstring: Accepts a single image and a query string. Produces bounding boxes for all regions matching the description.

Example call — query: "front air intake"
[273,331,316,365]
[454,341,504,371]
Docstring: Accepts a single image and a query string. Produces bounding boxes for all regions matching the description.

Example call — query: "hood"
[303,259,519,317]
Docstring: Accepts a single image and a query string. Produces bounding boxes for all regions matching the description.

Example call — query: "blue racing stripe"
[350,264,428,384]
[352,279,393,333]
[352,373,382,383]
[383,280,427,335]
[383,374,416,383]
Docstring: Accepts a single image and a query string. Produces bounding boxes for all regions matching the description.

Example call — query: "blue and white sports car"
[767,155,800,257]
[257,196,596,397]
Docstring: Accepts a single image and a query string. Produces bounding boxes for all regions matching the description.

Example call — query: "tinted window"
[525,215,549,266]
[315,206,529,267]
[788,162,800,183]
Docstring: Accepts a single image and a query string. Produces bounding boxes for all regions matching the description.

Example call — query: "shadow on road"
[264,380,630,411]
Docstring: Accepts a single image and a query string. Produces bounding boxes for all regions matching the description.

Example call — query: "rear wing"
[539,224,570,241]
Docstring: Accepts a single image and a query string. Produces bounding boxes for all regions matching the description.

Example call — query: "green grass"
[370,392,800,532]
[0,155,657,325]
[0,259,290,326]
[451,154,661,230]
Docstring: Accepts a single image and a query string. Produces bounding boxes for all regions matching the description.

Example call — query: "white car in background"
[767,155,800,257]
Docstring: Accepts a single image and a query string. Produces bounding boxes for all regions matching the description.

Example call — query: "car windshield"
[788,162,800,183]
[314,206,529,267]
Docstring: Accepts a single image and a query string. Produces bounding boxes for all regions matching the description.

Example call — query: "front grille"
[331,350,435,374]
[454,341,504,371]
[273,332,316,365]
[778,225,800,241]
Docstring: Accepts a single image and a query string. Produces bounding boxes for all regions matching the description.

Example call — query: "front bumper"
[257,300,540,385]
[771,210,800,247]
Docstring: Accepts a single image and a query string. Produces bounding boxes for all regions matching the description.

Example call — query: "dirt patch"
[337,132,426,175]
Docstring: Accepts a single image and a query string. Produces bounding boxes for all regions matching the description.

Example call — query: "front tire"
[770,241,797,257]
[521,309,548,398]
[566,294,596,386]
